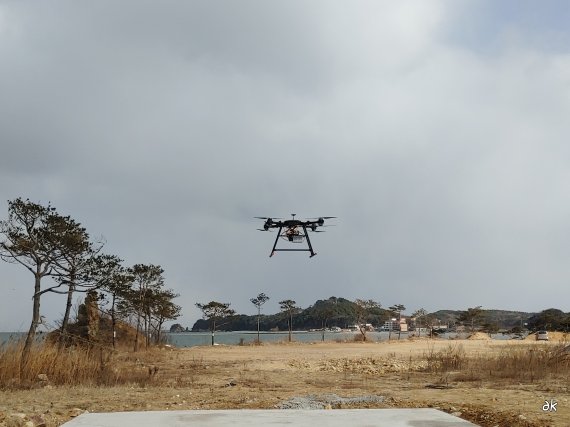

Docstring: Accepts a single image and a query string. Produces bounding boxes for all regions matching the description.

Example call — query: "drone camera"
[291,235,304,243]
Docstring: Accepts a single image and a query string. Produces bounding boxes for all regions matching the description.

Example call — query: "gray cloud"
[1,1,569,331]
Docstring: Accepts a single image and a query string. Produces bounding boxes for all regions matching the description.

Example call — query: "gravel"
[276,393,385,410]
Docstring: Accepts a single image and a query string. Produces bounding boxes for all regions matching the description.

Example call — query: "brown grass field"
[0,337,569,426]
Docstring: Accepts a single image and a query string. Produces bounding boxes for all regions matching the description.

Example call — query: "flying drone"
[255,214,335,257]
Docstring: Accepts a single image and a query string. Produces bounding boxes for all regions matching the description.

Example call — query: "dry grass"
[424,343,467,373]
[2,340,568,427]
[0,339,170,389]
[423,342,570,384]
[3,335,569,397]
[475,343,570,383]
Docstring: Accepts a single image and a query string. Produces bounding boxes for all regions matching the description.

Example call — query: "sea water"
[0,331,390,347]
[1,330,513,347]
[163,330,491,347]
[0,331,47,345]
[166,330,384,347]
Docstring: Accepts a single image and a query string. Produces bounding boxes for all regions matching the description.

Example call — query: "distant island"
[180,296,567,333]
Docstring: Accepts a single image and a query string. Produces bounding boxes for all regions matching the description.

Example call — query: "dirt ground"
[0,338,568,426]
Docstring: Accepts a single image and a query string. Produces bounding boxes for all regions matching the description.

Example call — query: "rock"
[28,415,46,427]
[68,408,84,418]
[451,412,462,417]
[6,413,44,427]
[148,366,159,377]
[6,413,28,427]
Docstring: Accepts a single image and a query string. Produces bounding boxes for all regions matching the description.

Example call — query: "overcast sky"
[1,1,569,331]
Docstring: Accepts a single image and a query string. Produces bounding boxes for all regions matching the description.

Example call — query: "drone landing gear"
[269,225,317,258]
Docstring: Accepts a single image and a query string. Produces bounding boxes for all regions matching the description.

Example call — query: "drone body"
[255,214,335,257]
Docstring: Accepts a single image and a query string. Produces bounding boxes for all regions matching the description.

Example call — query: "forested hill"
[431,309,535,330]
[188,297,547,332]
[191,297,388,332]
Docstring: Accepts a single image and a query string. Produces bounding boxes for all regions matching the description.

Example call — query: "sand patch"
[467,332,491,340]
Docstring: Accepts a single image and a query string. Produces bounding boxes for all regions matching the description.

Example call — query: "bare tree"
[412,308,427,337]
[195,301,235,346]
[250,293,269,344]
[315,303,335,342]
[459,306,483,332]
[0,198,67,367]
[423,314,438,338]
[46,214,105,344]
[354,299,381,341]
[96,255,133,348]
[150,289,181,344]
[129,264,165,351]
[389,304,406,339]
[279,299,300,342]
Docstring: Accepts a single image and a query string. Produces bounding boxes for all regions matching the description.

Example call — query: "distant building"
[384,318,408,331]
[383,320,398,331]
[350,323,375,331]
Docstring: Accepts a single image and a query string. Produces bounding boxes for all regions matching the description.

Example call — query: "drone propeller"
[308,216,337,220]
[254,217,282,220]
[257,228,274,232]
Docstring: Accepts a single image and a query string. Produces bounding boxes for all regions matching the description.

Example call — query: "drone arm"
[302,225,317,258]
[270,226,282,257]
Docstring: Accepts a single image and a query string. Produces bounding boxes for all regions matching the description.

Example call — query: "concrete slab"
[63,409,479,426]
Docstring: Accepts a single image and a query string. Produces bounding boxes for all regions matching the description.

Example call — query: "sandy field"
[0,338,568,426]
